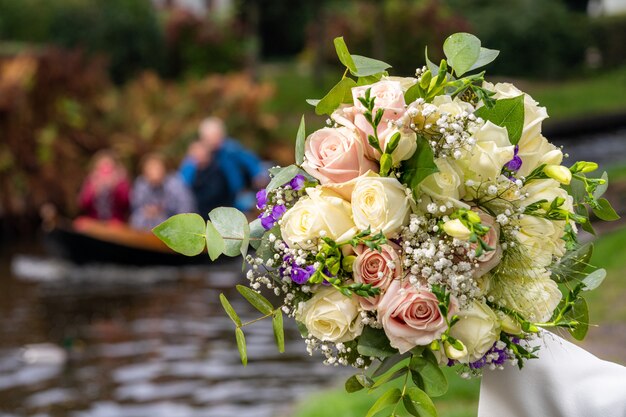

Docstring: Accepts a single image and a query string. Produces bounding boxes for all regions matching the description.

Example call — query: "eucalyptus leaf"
[249,218,265,250]
[357,326,398,358]
[256,225,280,262]
[403,387,438,417]
[209,207,249,257]
[424,46,439,75]
[357,74,383,86]
[236,284,274,315]
[474,95,525,145]
[443,32,481,77]
[582,268,607,291]
[316,77,357,115]
[295,115,306,165]
[235,327,247,366]
[351,54,391,77]
[400,135,438,191]
[551,242,593,283]
[468,47,500,71]
[566,298,589,341]
[272,310,285,353]
[152,213,206,256]
[267,164,301,192]
[334,36,356,72]
[592,198,620,221]
[365,387,402,417]
[219,293,241,327]
[593,172,609,199]
[205,221,225,261]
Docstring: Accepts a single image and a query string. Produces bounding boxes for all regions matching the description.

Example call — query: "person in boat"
[179,117,267,216]
[78,150,131,223]
[130,153,196,230]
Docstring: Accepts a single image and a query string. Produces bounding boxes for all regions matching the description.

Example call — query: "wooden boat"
[43,217,211,266]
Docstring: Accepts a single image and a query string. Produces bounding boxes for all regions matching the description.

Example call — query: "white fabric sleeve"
[478,333,626,417]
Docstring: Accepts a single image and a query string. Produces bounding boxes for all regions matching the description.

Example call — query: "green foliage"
[205,221,226,261]
[235,327,248,366]
[443,33,481,77]
[410,352,448,397]
[295,116,307,165]
[403,387,438,417]
[357,327,399,358]
[566,298,589,341]
[551,242,594,283]
[152,213,206,256]
[220,293,242,327]
[400,136,439,192]
[272,310,285,353]
[209,208,250,258]
[315,77,358,115]
[236,285,274,315]
[365,388,402,417]
[474,95,525,144]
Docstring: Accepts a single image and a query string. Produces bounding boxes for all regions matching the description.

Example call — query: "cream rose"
[433,95,475,116]
[302,127,378,185]
[515,215,563,268]
[419,158,466,206]
[380,127,418,164]
[516,134,563,177]
[353,243,402,310]
[449,301,501,363]
[280,187,356,250]
[297,287,363,343]
[483,81,548,144]
[378,280,458,353]
[351,173,412,237]
[460,121,515,182]
[487,268,562,322]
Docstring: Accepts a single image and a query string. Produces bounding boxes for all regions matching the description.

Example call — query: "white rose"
[383,75,418,92]
[460,121,515,182]
[483,82,548,144]
[449,301,501,363]
[280,187,356,250]
[516,134,563,177]
[433,95,475,116]
[296,287,363,343]
[487,268,562,322]
[351,173,412,237]
[381,127,417,164]
[420,158,466,206]
[515,215,563,267]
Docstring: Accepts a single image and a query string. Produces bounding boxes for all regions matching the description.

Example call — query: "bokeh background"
[0,0,625,416]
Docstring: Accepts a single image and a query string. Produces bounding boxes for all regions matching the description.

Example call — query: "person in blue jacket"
[180,117,266,216]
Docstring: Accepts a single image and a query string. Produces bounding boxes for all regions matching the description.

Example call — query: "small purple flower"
[504,145,522,177]
[259,204,287,230]
[256,189,267,209]
[291,265,316,284]
[468,341,512,370]
[289,174,306,191]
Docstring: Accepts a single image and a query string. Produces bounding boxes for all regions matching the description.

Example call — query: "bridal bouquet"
[154,33,618,416]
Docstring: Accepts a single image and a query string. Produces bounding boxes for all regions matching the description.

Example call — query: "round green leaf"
[403,387,437,417]
[152,213,206,256]
[209,207,249,257]
[205,220,225,261]
[443,32,481,77]
[582,268,606,291]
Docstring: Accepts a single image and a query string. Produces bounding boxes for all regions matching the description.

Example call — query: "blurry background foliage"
[0,0,625,230]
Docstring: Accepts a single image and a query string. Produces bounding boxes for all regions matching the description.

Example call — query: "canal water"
[0,250,349,417]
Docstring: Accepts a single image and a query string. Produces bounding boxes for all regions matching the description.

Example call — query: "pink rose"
[472,209,502,278]
[353,243,402,311]
[302,126,378,185]
[352,81,406,158]
[378,281,458,353]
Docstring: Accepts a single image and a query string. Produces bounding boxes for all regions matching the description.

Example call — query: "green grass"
[290,366,479,417]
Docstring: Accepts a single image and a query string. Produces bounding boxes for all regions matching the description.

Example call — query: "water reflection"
[0,252,347,417]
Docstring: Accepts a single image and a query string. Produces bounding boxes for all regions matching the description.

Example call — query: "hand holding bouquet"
[155,33,618,417]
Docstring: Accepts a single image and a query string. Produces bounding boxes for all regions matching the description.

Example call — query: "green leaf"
[256,225,280,262]
[334,36,357,73]
[593,172,609,199]
[345,374,373,393]
[424,46,439,75]
[403,387,438,417]
[404,82,425,104]
[409,352,448,397]
[249,218,265,250]
[236,284,274,315]
[567,297,589,341]
[295,320,309,338]
[400,135,438,191]
[316,77,357,115]
[443,32,481,77]
[209,207,250,257]
[295,115,306,165]
[365,387,402,417]
[219,293,241,327]
[235,327,247,366]
[357,74,383,86]
[351,55,391,77]
[152,213,206,256]
[468,47,500,71]
[551,243,593,283]
[205,221,225,261]
[306,99,320,107]
[267,164,301,192]
[592,198,620,221]
[372,353,411,377]
[357,326,398,358]
[272,310,285,353]
[475,95,525,145]
[582,268,606,291]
